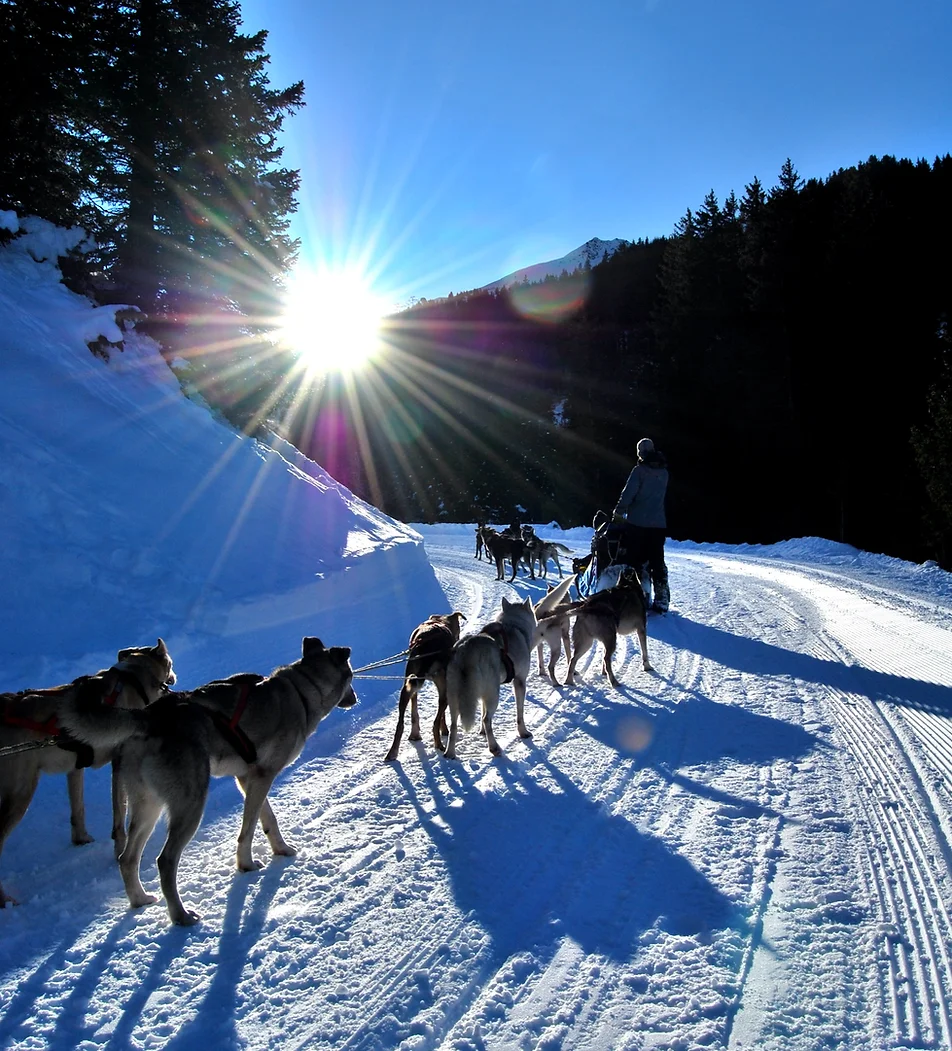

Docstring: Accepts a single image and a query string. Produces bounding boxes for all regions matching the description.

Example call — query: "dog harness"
[206,681,258,764]
[479,625,516,684]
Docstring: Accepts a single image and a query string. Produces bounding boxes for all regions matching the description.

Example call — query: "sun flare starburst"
[277,267,394,374]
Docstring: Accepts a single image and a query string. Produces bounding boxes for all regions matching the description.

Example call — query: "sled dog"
[533,575,576,681]
[444,597,537,758]
[485,531,529,582]
[562,570,651,687]
[59,637,356,926]
[0,639,175,907]
[385,611,465,761]
[532,539,574,579]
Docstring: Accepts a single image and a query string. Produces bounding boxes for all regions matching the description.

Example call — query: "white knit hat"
[636,437,654,459]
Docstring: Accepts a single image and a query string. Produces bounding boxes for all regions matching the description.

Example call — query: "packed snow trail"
[1,530,951,1051]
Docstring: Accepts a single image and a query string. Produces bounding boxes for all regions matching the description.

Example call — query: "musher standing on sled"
[612,437,670,613]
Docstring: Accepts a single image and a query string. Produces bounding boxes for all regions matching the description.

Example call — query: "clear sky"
[239,0,951,305]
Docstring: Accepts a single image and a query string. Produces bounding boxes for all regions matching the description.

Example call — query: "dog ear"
[155,638,168,655]
[117,647,135,662]
[302,637,325,656]
[332,646,352,663]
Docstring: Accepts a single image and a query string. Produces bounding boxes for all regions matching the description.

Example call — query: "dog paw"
[238,859,264,872]
[273,845,297,858]
[71,831,94,846]
[172,910,201,927]
[130,893,158,908]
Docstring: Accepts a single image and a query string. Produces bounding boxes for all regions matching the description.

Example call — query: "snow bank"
[0,216,445,689]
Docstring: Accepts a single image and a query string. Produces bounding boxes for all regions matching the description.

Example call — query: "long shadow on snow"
[656,615,952,717]
[578,690,818,820]
[404,754,740,965]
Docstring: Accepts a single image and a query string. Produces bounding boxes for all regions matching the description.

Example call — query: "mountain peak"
[481,237,626,291]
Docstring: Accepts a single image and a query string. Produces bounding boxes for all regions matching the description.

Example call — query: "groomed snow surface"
[2,529,952,1051]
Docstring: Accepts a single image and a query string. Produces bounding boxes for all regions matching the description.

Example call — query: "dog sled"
[576,511,651,601]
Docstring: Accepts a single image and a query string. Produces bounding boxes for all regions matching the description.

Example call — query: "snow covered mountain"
[480,236,626,290]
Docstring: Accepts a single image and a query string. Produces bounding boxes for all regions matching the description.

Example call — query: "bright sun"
[278,267,392,373]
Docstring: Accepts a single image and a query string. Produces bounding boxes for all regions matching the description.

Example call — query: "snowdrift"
[0,216,446,690]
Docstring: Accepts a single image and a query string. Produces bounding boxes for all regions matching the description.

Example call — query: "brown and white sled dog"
[444,597,537,759]
[59,637,356,926]
[563,570,652,687]
[0,639,175,907]
[385,611,465,761]
[533,575,576,681]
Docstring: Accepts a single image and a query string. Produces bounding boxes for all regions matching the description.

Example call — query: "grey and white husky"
[59,637,356,926]
[444,597,537,759]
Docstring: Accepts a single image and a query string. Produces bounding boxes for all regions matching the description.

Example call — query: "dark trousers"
[624,526,669,611]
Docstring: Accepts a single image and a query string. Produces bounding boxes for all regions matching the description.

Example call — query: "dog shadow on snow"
[579,687,819,820]
[398,754,741,967]
[0,840,288,1051]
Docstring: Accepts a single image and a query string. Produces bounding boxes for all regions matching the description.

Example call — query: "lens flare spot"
[507,271,591,323]
[616,715,654,754]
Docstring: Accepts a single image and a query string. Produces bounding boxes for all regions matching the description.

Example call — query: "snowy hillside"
[481,236,626,290]
[0,214,445,689]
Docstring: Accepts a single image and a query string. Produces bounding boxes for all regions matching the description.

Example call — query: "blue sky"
[240,0,951,304]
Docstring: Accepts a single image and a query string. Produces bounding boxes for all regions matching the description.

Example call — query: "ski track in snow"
[1,535,951,1051]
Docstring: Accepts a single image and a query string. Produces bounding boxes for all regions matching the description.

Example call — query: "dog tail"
[447,636,494,732]
[56,672,149,749]
[534,574,576,618]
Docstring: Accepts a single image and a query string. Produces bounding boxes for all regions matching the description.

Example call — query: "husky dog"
[533,576,576,681]
[531,539,574,579]
[444,597,537,759]
[385,611,465,761]
[0,639,175,907]
[485,531,529,582]
[563,570,651,687]
[59,637,356,926]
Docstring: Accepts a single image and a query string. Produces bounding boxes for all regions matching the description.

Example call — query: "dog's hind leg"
[602,632,620,688]
[235,772,281,869]
[257,795,294,857]
[67,769,93,845]
[385,679,417,762]
[565,622,596,685]
[548,636,564,682]
[157,792,207,926]
[482,701,501,756]
[513,677,532,740]
[443,705,460,760]
[0,771,41,906]
[119,792,163,911]
[636,624,653,672]
[432,672,449,752]
[111,754,129,859]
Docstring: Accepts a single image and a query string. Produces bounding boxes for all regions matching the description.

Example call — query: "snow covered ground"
[2,217,952,1049]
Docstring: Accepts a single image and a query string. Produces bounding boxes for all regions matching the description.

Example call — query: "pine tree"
[0,0,93,226]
